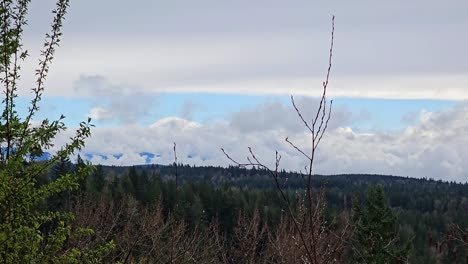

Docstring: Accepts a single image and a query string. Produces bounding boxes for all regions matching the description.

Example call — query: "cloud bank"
[51,100,468,183]
[15,1,468,100]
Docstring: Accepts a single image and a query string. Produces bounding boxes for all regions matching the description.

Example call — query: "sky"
[16,0,468,182]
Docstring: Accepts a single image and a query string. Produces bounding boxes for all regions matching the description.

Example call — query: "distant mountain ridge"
[101,163,467,189]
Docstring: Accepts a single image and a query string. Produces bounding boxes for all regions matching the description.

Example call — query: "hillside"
[75,163,468,263]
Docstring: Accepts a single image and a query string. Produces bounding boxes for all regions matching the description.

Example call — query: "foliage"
[0,0,112,262]
[351,186,411,264]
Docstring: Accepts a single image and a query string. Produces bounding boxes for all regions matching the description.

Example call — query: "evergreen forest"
[43,161,468,263]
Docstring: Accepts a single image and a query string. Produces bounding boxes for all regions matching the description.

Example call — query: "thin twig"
[173,142,178,189]
[291,95,313,133]
[285,137,312,160]
[315,100,333,149]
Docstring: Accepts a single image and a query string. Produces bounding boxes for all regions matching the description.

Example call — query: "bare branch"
[315,99,333,149]
[291,95,313,133]
[286,137,312,160]
[313,15,334,134]
[173,142,178,189]
[221,148,243,167]
[275,150,282,173]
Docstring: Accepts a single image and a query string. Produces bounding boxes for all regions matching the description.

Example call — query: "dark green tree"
[0,1,113,262]
[128,166,139,196]
[90,164,106,193]
[51,155,72,180]
[351,186,410,264]
[48,155,73,211]
[121,172,135,197]
[137,170,150,202]
[75,154,87,193]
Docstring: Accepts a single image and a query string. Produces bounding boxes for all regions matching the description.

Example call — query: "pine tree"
[128,166,139,197]
[93,164,106,193]
[351,185,411,264]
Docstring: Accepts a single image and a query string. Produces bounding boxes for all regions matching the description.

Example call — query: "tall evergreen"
[351,185,411,264]
[92,164,106,193]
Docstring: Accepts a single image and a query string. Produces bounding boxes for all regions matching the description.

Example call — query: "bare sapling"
[222,16,350,264]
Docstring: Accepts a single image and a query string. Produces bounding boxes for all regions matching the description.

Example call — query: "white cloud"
[88,107,112,121]
[74,75,157,125]
[20,36,468,100]
[18,0,468,101]
[51,101,468,182]
[228,97,352,133]
[150,117,202,130]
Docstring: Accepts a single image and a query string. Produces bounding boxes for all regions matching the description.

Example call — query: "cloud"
[180,100,204,121]
[50,100,468,182]
[313,103,468,181]
[229,97,353,133]
[26,35,468,100]
[88,107,113,121]
[150,117,202,130]
[17,0,468,100]
[75,75,157,125]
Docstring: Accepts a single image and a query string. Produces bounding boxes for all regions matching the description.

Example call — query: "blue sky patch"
[19,93,457,134]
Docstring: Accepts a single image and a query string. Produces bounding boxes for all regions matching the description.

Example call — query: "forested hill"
[97,163,467,215]
[103,164,468,211]
[65,163,468,263]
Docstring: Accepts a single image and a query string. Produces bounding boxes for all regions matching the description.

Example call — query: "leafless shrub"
[210,219,230,264]
[265,190,350,264]
[229,209,269,263]
[68,194,122,250]
[70,194,220,263]
[448,225,468,248]
[431,224,468,263]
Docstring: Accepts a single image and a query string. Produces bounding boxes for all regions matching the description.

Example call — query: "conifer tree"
[351,186,410,264]
[92,164,106,193]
